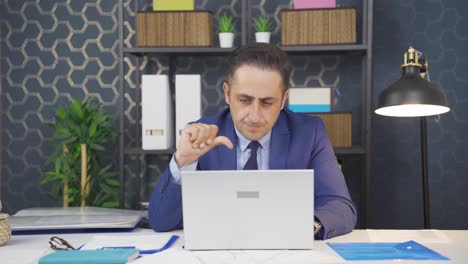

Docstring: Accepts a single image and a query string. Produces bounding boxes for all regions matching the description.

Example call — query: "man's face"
[223,65,289,141]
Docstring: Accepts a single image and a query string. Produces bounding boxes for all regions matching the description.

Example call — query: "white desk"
[1,229,467,263]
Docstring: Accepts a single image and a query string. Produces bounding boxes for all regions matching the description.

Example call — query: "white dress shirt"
[169,129,271,184]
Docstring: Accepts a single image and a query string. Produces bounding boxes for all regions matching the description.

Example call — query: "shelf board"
[124,148,175,155]
[124,44,367,56]
[124,47,235,56]
[334,146,366,155]
[281,44,368,54]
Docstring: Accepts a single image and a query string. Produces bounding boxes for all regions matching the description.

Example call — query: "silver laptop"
[181,169,314,250]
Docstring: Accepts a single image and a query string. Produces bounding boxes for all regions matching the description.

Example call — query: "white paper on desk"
[133,249,280,264]
[261,250,343,264]
[133,249,341,264]
[1,249,47,264]
[80,234,174,250]
[194,250,267,264]
[367,229,451,243]
[132,249,201,264]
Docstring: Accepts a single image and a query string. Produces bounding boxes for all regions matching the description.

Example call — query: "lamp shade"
[375,66,450,117]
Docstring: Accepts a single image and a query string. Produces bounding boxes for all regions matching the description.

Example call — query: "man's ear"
[223,82,231,105]
[280,90,289,110]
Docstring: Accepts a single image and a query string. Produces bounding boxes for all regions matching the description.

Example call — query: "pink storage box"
[293,0,336,9]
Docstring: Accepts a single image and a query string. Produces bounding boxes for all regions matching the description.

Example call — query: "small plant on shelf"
[254,16,273,32]
[219,13,235,33]
[218,13,235,48]
[253,15,273,43]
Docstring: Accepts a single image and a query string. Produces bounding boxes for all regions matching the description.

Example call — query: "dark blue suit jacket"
[148,108,357,239]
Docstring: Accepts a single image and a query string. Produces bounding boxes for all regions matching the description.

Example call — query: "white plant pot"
[219,32,234,48]
[255,32,271,43]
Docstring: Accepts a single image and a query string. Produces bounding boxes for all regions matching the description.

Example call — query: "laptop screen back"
[181,169,314,250]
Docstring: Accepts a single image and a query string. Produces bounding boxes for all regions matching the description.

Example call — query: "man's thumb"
[213,136,234,149]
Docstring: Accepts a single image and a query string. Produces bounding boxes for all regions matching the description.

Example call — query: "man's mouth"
[246,123,262,129]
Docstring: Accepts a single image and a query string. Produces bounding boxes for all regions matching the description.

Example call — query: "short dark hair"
[226,43,291,91]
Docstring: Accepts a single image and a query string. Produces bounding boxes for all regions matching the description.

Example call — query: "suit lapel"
[269,111,290,169]
[218,112,237,170]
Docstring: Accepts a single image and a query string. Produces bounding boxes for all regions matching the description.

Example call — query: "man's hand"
[175,123,234,168]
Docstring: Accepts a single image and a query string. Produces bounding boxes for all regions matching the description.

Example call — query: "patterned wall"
[0,0,384,232]
[0,0,121,212]
[371,0,468,229]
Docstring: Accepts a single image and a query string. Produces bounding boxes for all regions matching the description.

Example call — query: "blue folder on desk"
[328,240,449,261]
[39,249,139,264]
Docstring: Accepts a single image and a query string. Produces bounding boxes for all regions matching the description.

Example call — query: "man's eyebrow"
[238,94,254,99]
[260,97,276,101]
[238,94,276,101]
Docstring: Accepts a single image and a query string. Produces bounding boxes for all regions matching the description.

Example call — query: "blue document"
[39,249,139,264]
[328,240,449,261]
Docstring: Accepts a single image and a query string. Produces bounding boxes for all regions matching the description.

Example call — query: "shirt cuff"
[169,154,198,185]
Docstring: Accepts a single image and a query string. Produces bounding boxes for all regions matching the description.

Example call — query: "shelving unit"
[119,0,373,227]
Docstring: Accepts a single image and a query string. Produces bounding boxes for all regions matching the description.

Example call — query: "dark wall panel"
[370,0,468,229]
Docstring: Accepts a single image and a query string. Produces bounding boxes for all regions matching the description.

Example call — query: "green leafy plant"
[219,13,235,33]
[42,97,119,208]
[253,16,273,32]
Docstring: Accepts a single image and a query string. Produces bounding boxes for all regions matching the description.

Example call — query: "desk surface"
[1,229,467,264]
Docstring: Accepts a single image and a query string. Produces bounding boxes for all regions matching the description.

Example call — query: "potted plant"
[42,97,119,208]
[254,16,273,43]
[218,13,235,48]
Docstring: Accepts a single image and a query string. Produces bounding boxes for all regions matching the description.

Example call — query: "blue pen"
[100,235,179,255]
[102,246,136,250]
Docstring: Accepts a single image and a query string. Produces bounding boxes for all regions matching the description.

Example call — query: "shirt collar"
[234,128,271,152]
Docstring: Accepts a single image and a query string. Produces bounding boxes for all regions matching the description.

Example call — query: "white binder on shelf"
[175,75,201,144]
[142,75,174,150]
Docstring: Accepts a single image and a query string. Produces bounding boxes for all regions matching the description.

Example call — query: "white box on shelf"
[288,87,332,113]
[141,75,174,150]
[175,75,202,144]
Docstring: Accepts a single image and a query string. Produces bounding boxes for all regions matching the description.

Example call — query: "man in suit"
[148,43,356,239]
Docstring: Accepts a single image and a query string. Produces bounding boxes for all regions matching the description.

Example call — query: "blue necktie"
[243,141,260,170]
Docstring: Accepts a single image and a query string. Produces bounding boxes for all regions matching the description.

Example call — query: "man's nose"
[248,101,261,122]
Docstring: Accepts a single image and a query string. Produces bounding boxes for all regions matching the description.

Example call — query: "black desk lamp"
[375,47,450,229]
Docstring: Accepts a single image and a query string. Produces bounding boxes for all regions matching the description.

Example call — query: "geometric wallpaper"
[0,1,121,213]
[370,0,468,229]
[5,0,464,231]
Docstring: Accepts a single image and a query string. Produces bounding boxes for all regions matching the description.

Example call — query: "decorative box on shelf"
[281,7,356,45]
[137,11,213,47]
[306,112,352,148]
